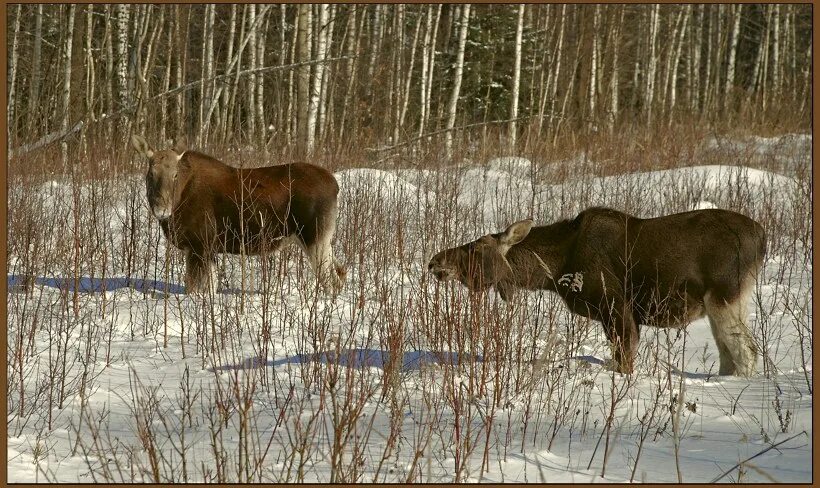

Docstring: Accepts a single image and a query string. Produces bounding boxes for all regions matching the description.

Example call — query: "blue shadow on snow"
[210,349,484,373]
[8,274,186,295]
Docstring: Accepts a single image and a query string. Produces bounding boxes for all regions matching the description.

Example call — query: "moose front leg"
[602,309,640,375]
[496,281,519,302]
[184,249,216,294]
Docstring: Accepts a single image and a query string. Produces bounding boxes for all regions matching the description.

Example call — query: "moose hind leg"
[184,249,216,294]
[705,288,758,377]
[299,214,344,294]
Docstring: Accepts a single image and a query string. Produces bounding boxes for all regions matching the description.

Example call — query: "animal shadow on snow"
[6,274,249,296]
[210,349,484,373]
[572,354,714,380]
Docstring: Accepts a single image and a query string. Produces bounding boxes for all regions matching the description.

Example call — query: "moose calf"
[132,135,345,294]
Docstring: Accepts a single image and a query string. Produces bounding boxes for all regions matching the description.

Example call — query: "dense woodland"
[6,4,813,162]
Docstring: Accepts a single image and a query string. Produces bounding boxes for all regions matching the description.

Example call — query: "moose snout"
[151,204,172,221]
[427,258,453,281]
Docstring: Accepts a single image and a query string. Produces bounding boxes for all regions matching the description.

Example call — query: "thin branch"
[710,431,807,483]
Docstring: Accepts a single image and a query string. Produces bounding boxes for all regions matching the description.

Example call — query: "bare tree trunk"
[418,5,442,138]
[7,4,22,143]
[510,4,525,152]
[772,4,781,97]
[27,5,44,130]
[199,4,215,143]
[445,4,470,158]
[246,5,258,143]
[418,6,433,137]
[116,4,131,139]
[307,3,329,153]
[724,4,742,113]
[608,7,624,132]
[84,6,96,125]
[296,4,312,152]
[339,5,361,142]
[545,5,566,134]
[160,17,174,143]
[61,5,77,165]
[397,7,422,139]
[319,5,336,143]
[588,5,600,127]
[256,11,268,146]
[667,7,688,121]
[645,4,660,126]
[221,5,237,142]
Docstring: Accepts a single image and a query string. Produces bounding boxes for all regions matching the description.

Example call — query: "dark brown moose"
[132,135,345,294]
[428,207,765,376]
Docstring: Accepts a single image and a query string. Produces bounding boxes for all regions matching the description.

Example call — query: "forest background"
[6,3,812,169]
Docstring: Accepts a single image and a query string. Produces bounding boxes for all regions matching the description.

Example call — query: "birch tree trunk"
[84,6,96,124]
[667,7,689,122]
[221,5,237,142]
[61,5,77,165]
[7,4,22,142]
[296,4,312,152]
[510,4,525,152]
[338,5,360,141]
[588,5,599,126]
[608,7,624,132]
[772,5,781,97]
[444,4,470,158]
[644,4,660,126]
[418,6,434,137]
[116,4,131,138]
[397,7,422,138]
[200,4,215,143]
[418,5,442,138]
[307,3,329,153]
[256,11,268,145]
[724,4,742,112]
[27,5,44,129]
[246,5,258,142]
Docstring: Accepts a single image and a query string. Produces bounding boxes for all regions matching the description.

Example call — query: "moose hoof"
[603,357,634,375]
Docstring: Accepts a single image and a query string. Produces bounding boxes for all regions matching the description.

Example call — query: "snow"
[7,135,811,483]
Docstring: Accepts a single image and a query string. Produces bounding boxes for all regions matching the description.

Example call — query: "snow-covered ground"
[7,135,812,482]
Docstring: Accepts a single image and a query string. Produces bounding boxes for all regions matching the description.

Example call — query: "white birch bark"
[221,5,237,141]
[7,4,22,141]
[339,5,361,141]
[445,4,470,157]
[668,7,689,119]
[116,5,131,125]
[510,4,525,151]
[61,5,76,165]
[28,5,44,123]
[247,5,258,141]
[85,6,96,123]
[724,4,742,107]
[772,4,781,96]
[418,6,433,137]
[645,4,660,125]
[588,5,599,123]
[256,12,268,145]
[307,3,329,152]
[296,4,312,150]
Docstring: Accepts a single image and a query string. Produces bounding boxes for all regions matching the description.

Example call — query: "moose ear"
[499,219,533,249]
[173,137,188,155]
[131,134,154,159]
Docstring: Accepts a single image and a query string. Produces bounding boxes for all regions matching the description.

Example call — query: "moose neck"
[504,218,577,291]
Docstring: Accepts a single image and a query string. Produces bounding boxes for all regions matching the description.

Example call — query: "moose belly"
[635,295,706,328]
